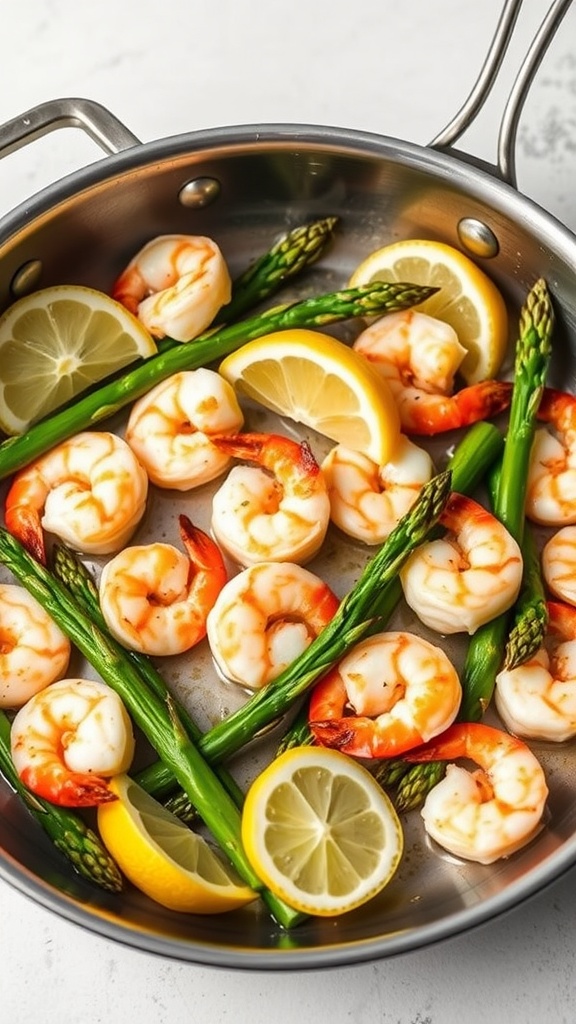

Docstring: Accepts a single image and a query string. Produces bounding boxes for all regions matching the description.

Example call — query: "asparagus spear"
[0,281,436,480]
[503,523,548,670]
[459,278,554,723]
[214,217,339,324]
[372,758,446,813]
[0,529,303,928]
[0,709,123,892]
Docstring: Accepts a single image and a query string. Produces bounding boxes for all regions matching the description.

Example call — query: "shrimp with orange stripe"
[210,431,331,566]
[308,631,462,758]
[400,491,523,635]
[0,583,71,709]
[125,368,244,490]
[4,430,148,564]
[526,388,576,526]
[207,561,340,691]
[352,309,512,435]
[407,722,549,864]
[111,233,231,341]
[495,601,576,742]
[10,677,135,807]
[99,514,227,656]
[321,435,434,545]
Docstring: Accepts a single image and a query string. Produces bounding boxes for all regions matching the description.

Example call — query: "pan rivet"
[179,177,221,208]
[10,259,43,297]
[457,218,499,259]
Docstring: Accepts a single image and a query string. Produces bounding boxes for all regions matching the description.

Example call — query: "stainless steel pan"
[0,0,575,970]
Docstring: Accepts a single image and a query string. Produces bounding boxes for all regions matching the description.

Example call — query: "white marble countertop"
[1,1,576,1021]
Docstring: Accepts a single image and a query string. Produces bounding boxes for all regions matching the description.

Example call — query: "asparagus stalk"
[214,217,339,324]
[372,757,446,813]
[503,523,548,670]
[459,278,554,723]
[0,709,123,892]
[0,281,436,480]
[0,529,303,928]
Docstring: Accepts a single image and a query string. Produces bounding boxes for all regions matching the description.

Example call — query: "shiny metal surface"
[0,0,575,971]
[0,123,575,969]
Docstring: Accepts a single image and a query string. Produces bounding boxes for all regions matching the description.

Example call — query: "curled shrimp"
[541,525,576,606]
[125,368,244,489]
[321,436,434,545]
[495,601,576,742]
[353,309,512,435]
[407,722,549,864]
[526,388,576,526]
[0,584,71,709]
[308,631,462,758]
[210,432,331,566]
[10,677,135,807]
[111,234,231,342]
[99,515,227,656]
[400,492,522,635]
[206,561,339,691]
[4,431,148,564]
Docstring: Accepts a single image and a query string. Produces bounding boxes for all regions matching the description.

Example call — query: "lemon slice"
[241,746,403,917]
[97,775,257,914]
[219,328,400,464]
[0,285,158,435]
[349,239,508,384]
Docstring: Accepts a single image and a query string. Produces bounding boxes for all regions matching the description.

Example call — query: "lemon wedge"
[0,285,158,435]
[97,774,257,914]
[219,328,400,465]
[241,746,403,917]
[349,239,509,384]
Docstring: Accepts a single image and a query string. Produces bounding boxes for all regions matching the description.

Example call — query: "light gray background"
[1,2,575,1021]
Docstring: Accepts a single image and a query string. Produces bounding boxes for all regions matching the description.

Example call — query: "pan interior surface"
[1,127,576,969]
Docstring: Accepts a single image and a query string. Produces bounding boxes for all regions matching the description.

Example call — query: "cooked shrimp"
[526,389,576,526]
[210,432,331,566]
[495,601,576,742]
[4,431,148,564]
[541,525,576,605]
[99,515,227,656]
[308,631,461,758]
[0,584,71,709]
[111,234,231,341]
[407,722,549,864]
[321,436,434,545]
[206,561,340,691]
[400,491,522,635]
[353,309,512,435]
[125,368,244,489]
[10,677,135,807]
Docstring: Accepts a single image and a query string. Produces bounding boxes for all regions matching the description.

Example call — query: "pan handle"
[0,97,141,159]
[429,0,573,187]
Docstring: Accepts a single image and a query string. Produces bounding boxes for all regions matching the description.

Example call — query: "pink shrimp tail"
[308,669,424,759]
[3,502,46,564]
[407,380,513,436]
[537,387,576,429]
[178,514,227,580]
[177,514,228,644]
[439,490,497,531]
[211,432,322,478]
[547,600,576,641]
[19,765,116,807]
[111,266,146,316]
[405,721,516,765]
